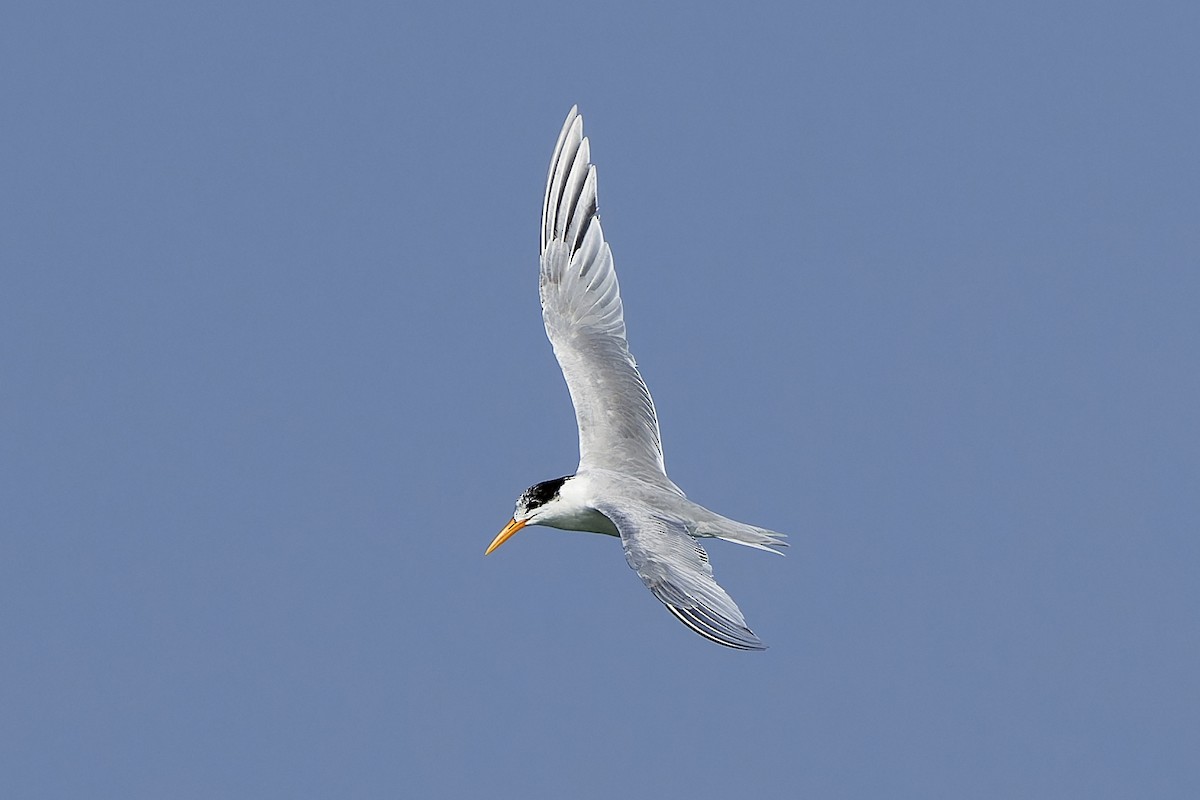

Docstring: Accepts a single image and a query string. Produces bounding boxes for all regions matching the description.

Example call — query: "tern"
[486,106,786,650]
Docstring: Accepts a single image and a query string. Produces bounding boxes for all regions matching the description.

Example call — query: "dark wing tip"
[661,599,767,652]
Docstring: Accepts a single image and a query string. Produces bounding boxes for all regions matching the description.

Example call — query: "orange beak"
[485,517,527,555]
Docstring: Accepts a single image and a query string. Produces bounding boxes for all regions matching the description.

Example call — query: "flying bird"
[486,106,786,650]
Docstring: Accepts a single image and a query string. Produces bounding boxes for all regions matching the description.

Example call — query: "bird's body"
[487,107,785,650]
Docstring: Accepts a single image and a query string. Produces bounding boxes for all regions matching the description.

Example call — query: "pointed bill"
[485,518,527,555]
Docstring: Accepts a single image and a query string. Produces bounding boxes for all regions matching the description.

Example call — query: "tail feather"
[698,515,788,555]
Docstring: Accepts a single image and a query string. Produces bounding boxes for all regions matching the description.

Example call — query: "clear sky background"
[2,1,1197,797]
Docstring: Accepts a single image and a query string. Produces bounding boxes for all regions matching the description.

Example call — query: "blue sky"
[2,1,1198,797]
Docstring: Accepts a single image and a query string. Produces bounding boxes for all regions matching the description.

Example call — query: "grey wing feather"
[540,107,674,486]
[595,500,766,651]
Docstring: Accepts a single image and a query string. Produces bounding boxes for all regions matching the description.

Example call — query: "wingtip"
[663,602,768,651]
[563,104,581,129]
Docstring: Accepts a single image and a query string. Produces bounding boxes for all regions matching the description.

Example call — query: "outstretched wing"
[539,106,673,486]
[594,499,767,651]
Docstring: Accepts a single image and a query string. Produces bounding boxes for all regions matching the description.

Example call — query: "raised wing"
[539,107,672,485]
[595,499,766,651]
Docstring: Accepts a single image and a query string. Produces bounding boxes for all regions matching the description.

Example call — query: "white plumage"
[487,107,785,650]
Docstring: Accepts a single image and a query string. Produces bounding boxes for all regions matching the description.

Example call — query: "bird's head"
[485,475,572,555]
